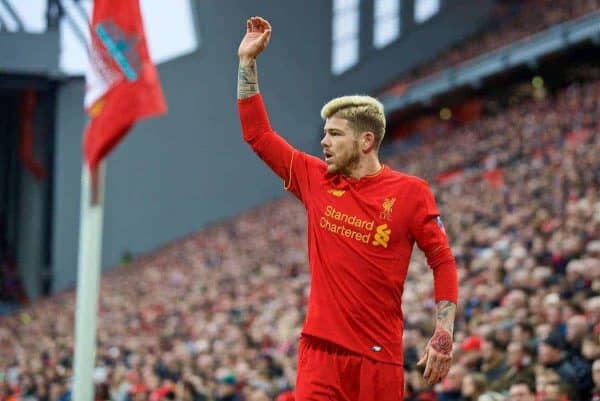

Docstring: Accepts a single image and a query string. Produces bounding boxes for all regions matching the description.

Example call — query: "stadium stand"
[381,0,600,96]
[398,77,600,401]
[1,74,599,400]
[2,2,600,401]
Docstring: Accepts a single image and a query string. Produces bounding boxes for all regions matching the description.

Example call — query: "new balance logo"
[327,189,346,197]
[372,224,391,248]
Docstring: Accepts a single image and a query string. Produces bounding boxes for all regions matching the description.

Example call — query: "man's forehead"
[324,116,351,131]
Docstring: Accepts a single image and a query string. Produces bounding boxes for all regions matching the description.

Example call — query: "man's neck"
[346,156,383,180]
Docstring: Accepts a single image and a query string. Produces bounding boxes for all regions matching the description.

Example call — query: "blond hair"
[320,95,386,149]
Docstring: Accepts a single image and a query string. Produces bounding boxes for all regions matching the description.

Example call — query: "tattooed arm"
[433,300,456,352]
[238,60,259,99]
[417,300,456,385]
[237,16,271,99]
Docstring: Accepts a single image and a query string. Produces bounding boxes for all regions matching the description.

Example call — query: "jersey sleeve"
[409,179,458,303]
[237,94,324,204]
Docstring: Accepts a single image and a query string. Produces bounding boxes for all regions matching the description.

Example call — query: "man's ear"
[361,132,376,153]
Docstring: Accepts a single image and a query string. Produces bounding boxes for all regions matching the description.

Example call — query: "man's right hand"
[238,16,272,65]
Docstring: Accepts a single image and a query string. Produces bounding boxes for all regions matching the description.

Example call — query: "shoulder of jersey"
[388,169,430,188]
[303,153,328,172]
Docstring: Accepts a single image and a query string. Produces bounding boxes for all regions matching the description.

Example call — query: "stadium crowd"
[1,1,600,401]
[382,0,600,95]
[1,73,599,400]
[391,79,600,400]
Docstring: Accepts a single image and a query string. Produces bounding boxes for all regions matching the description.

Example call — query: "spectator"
[438,365,466,401]
[459,336,483,372]
[540,382,570,401]
[490,341,535,392]
[507,381,535,401]
[565,315,588,358]
[480,338,508,385]
[585,336,600,364]
[461,373,487,401]
[215,374,242,401]
[537,333,578,400]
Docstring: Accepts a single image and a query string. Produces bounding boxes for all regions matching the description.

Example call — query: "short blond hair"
[320,95,386,149]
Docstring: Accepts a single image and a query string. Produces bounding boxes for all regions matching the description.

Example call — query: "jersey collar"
[327,165,390,188]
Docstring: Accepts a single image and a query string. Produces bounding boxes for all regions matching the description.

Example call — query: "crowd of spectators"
[390,77,600,400]
[3,39,600,401]
[381,0,600,96]
[1,76,599,400]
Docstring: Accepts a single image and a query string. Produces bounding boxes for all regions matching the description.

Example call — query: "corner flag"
[83,0,167,171]
[74,2,167,400]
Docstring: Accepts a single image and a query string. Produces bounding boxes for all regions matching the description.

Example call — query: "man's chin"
[326,164,338,174]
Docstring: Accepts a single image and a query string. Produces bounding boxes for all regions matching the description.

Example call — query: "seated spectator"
[537,333,578,399]
[586,337,600,365]
[459,336,483,372]
[215,374,242,401]
[540,382,570,401]
[480,338,508,385]
[508,381,535,401]
[461,373,487,401]
[438,365,466,401]
[490,341,535,392]
[565,315,588,359]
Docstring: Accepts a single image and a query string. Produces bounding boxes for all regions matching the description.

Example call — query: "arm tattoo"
[237,60,259,99]
[430,301,456,355]
[430,328,453,355]
[436,300,456,333]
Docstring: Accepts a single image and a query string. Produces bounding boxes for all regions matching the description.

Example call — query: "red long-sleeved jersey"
[238,94,458,365]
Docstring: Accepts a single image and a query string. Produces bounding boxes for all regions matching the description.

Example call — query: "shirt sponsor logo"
[327,189,346,197]
[320,205,374,244]
[319,205,393,248]
[372,224,392,248]
[380,197,396,221]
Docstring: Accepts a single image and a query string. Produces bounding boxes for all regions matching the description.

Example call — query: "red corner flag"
[83,0,167,171]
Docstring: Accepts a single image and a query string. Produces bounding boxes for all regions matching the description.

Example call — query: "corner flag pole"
[71,1,167,397]
[72,161,105,401]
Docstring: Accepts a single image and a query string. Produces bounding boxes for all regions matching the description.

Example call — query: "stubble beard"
[331,141,361,177]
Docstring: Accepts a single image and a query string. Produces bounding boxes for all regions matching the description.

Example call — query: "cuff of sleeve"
[238,94,273,139]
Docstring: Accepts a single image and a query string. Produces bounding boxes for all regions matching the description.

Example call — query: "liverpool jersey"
[238,94,457,365]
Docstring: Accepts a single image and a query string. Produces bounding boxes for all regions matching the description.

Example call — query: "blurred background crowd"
[2,77,599,401]
[2,1,600,401]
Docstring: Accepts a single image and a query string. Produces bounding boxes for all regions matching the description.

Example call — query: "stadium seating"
[1,75,599,401]
[2,0,600,398]
[381,0,600,95]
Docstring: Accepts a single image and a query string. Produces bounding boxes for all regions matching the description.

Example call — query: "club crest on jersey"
[380,197,396,221]
[327,189,346,197]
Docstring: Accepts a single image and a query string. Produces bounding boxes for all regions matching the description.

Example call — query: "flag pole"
[72,160,106,401]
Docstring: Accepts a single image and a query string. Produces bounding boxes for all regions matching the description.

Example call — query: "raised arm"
[236,17,309,198]
[237,17,271,99]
